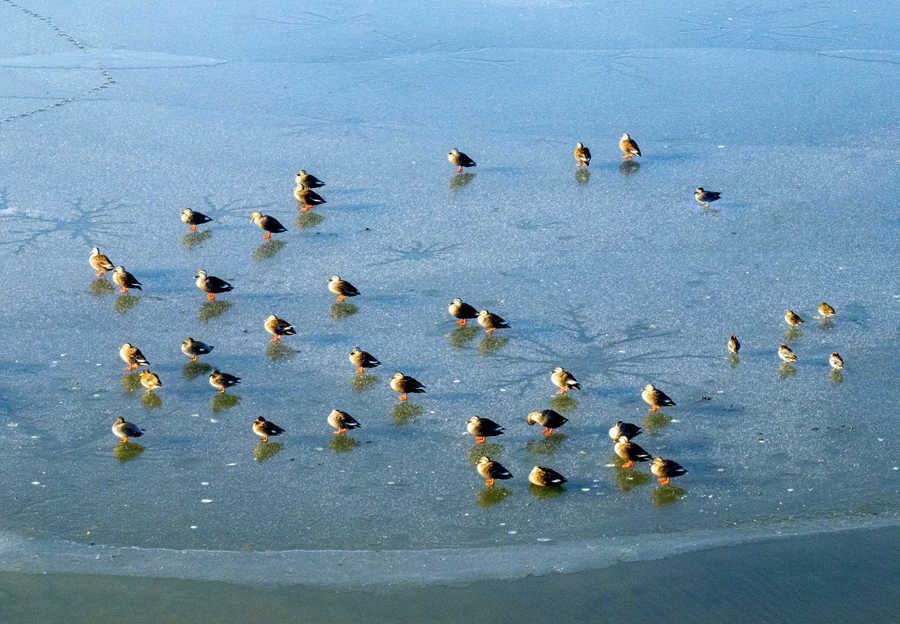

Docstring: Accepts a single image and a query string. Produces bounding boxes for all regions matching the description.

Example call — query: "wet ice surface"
[0,0,899,578]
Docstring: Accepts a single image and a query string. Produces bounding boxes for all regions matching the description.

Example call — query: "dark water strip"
[0,525,897,623]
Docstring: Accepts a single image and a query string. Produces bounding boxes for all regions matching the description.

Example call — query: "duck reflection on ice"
[182,361,212,381]
[527,433,565,456]
[652,485,686,507]
[575,168,591,185]
[642,411,672,435]
[296,212,324,231]
[349,373,379,393]
[329,436,360,454]
[211,393,241,413]
[450,172,476,191]
[549,395,577,413]
[252,239,286,262]
[478,335,508,355]
[477,487,511,508]
[619,160,640,176]
[391,402,422,425]
[113,442,144,463]
[199,299,231,324]
[613,466,651,492]
[266,343,296,362]
[447,326,479,348]
[182,229,213,250]
[121,372,142,394]
[254,442,284,462]
[89,278,115,297]
[141,392,162,410]
[114,293,139,314]
[329,302,359,321]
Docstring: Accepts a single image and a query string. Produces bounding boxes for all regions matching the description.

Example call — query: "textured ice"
[0,0,899,583]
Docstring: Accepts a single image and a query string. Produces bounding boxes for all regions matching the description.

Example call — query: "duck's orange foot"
[190,224,197,231]
[261,436,268,443]
[263,232,271,239]
[303,204,312,212]
[356,367,365,374]
[120,437,128,444]
[455,166,463,172]
[119,287,128,294]
[648,405,659,412]
[556,388,567,395]
[334,429,347,435]
[206,293,216,300]
[399,393,408,401]
[95,270,105,277]
[485,478,495,487]
[485,328,495,335]
[217,388,225,394]
[456,319,466,326]
[190,356,198,362]
[542,428,553,436]
[337,295,345,302]
[270,335,281,343]
[659,477,671,486]
[622,461,634,469]
[475,436,485,444]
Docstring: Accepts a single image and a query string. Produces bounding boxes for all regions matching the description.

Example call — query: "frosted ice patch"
[201,499,212,503]
[507,530,517,535]
[0,49,227,69]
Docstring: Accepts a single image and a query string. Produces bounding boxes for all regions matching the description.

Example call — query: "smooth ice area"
[1,0,899,583]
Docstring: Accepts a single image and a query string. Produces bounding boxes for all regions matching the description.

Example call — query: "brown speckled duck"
[209,369,241,393]
[551,367,580,395]
[694,188,721,208]
[327,276,360,302]
[651,457,687,486]
[829,352,844,370]
[476,456,512,487]
[728,335,741,354]
[119,343,149,371]
[327,409,361,435]
[619,133,641,159]
[253,416,284,443]
[195,270,232,300]
[293,183,326,212]
[139,370,161,393]
[466,415,505,444]
[112,416,143,444]
[264,314,296,342]
[250,212,287,239]
[448,298,478,326]
[785,310,804,327]
[574,142,591,167]
[181,337,213,361]
[112,266,142,294]
[614,436,652,469]
[477,309,509,335]
[778,343,797,363]
[348,347,380,374]
[448,148,476,172]
[608,421,642,442]
[526,409,568,436]
[390,372,425,401]
[180,208,212,231]
[641,384,675,412]
[818,302,836,318]
[295,170,325,189]
[528,466,567,487]
[89,247,114,277]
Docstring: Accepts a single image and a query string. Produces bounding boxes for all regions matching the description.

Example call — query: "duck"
[327,276,360,302]
[250,212,287,239]
[264,314,296,342]
[180,208,212,231]
[551,367,580,395]
[195,270,233,300]
[526,409,568,436]
[641,384,675,412]
[447,148,476,172]
[785,310,804,327]
[466,415,505,444]
[476,456,512,487]
[181,337,213,362]
[818,302,836,318]
[112,266,142,294]
[327,409,361,435]
[614,436,653,469]
[119,343,149,371]
[829,352,844,370]
[293,183,326,212]
[348,347,380,374]
[694,188,721,208]
[89,247,114,277]
[651,457,687,486]
[778,343,797,363]
[209,369,241,393]
[574,142,591,167]
[252,416,284,443]
[139,370,161,393]
[608,421,642,442]
[619,133,641,159]
[112,416,143,444]
[728,335,741,354]
[295,170,325,188]
[390,372,425,401]
[477,309,509,335]
[448,298,478,326]
[528,466,567,487]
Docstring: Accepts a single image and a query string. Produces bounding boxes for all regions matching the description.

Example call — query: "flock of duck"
[93,135,847,496]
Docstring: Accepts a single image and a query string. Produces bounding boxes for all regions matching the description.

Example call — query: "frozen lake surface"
[0,0,898,584]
